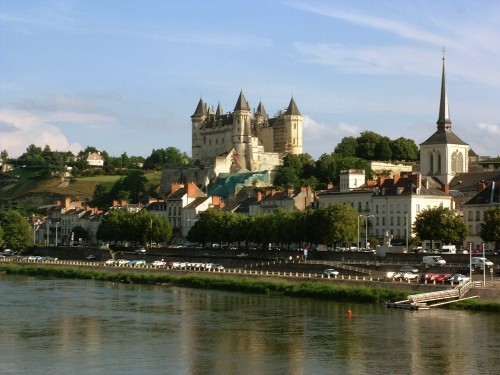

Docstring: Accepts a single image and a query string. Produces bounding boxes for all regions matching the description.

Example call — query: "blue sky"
[1,0,499,160]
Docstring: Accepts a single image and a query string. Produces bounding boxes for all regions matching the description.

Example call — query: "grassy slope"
[0,168,163,201]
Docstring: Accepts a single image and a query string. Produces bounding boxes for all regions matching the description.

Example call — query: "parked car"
[323,269,340,276]
[393,272,419,281]
[471,257,494,269]
[152,260,166,267]
[105,259,117,266]
[420,273,439,283]
[117,259,130,266]
[134,260,146,267]
[236,252,249,258]
[447,273,470,284]
[205,263,224,270]
[86,255,97,260]
[435,273,452,283]
[399,265,419,273]
[456,266,474,276]
[135,248,147,254]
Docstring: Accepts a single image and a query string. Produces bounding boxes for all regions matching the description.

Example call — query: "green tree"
[17,144,46,167]
[334,136,358,157]
[356,131,383,160]
[72,225,88,244]
[480,206,500,249]
[97,210,132,243]
[390,137,419,161]
[274,153,316,189]
[312,205,358,247]
[0,209,32,250]
[316,153,370,184]
[110,170,147,203]
[374,138,392,160]
[413,207,467,249]
[143,147,191,170]
[90,184,110,210]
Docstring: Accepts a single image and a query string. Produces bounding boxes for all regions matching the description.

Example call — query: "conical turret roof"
[256,100,267,116]
[192,98,206,117]
[286,97,301,116]
[233,90,250,112]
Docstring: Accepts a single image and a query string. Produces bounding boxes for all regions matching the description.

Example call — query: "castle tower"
[420,53,469,185]
[283,97,303,154]
[254,100,268,140]
[232,90,252,170]
[191,98,207,161]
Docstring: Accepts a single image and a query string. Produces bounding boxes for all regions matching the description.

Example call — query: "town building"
[462,178,500,251]
[86,152,105,167]
[317,170,453,249]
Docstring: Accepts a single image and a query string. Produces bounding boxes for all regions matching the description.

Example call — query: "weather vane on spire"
[442,46,446,60]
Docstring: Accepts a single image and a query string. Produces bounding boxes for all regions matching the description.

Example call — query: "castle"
[191,91,303,174]
[160,91,303,195]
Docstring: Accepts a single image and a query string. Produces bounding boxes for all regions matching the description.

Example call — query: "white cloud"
[0,108,115,157]
[303,116,361,158]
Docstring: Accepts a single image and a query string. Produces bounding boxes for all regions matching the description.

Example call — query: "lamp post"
[359,214,374,249]
[46,220,51,246]
[55,221,59,247]
[405,212,409,252]
[357,215,360,250]
[483,242,486,286]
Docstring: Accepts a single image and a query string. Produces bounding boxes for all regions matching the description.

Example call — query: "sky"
[1,0,499,160]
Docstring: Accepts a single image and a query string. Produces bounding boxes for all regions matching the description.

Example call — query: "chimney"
[257,191,262,201]
[442,183,450,194]
[170,182,184,194]
[327,182,333,190]
[65,197,71,211]
[477,181,486,192]
[187,182,197,198]
[393,174,400,184]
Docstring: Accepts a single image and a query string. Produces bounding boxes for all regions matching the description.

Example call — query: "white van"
[423,256,446,266]
[471,257,494,269]
[440,245,457,254]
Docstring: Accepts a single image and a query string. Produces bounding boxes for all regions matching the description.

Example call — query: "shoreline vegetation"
[1,263,499,312]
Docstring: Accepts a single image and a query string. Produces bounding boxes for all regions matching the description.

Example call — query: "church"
[419,55,469,186]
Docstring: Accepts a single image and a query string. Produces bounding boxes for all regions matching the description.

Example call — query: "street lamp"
[46,220,51,246]
[359,214,374,249]
[55,221,59,247]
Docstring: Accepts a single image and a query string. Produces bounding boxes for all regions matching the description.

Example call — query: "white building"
[317,171,453,249]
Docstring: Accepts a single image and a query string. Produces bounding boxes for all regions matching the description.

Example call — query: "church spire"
[437,48,451,132]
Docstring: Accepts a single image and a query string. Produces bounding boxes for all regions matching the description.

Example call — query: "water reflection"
[0,274,499,375]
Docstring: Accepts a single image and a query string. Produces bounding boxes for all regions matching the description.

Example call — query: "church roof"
[420,130,468,146]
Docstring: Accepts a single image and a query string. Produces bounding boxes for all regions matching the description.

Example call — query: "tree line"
[1,206,500,251]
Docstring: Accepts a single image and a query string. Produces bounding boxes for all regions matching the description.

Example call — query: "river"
[0,274,499,375]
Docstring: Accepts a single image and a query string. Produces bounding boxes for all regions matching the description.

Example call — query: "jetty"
[386,280,478,310]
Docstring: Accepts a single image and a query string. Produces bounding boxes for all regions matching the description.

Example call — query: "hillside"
[0,168,163,209]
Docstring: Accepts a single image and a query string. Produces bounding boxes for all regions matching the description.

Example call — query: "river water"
[0,274,499,375]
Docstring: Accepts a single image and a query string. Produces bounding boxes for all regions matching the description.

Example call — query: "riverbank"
[1,262,499,312]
